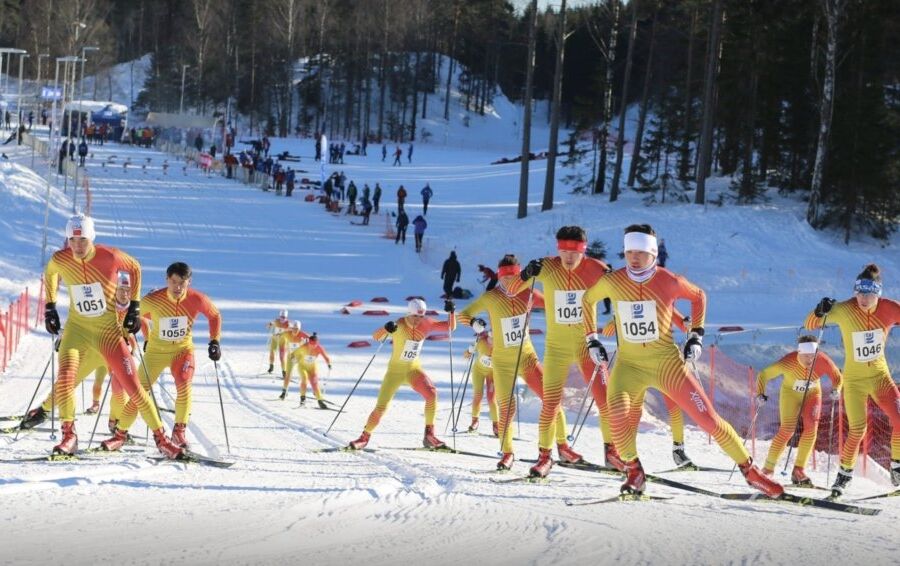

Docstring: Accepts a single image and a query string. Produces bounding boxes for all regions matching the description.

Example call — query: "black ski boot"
[21,407,46,429]
[672,442,695,469]
[830,467,853,499]
[278,388,286,400]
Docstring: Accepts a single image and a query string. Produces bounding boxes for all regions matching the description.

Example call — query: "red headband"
[497,264,521,277]
[557,239,587,253]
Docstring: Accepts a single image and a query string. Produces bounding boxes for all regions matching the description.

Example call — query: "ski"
[565,494,674,506]
[853,489,900,502]
[148,450,235,469]
[0,425,55,434]
[0,453,80,463]
[470,468,512,475]
[0,414,24,421]
[787,483,830,492]
[479,433,528,441]
[315,447,376,454]
[556,460,624,477]
[489,475,564,485]
[721,492,880,516]
[654,464,732,474]
[383,446,498,460]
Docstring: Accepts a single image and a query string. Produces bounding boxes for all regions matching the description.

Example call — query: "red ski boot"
[171,423,189,448]
[604,443,626,471]
[423,425,447,449]
[154,428,185,460]
[791,466,813,487]
[101,428,129,452]
[528,448,554,478]
[348,431,370,450]
[621,459,646,495]
[739,458,785,498]
[497,452,515,471]
[557,442,583,464]
[52,421,78,455]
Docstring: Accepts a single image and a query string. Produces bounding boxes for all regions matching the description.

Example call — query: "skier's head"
[165,262,192,298]
[278,309,289,321]
[496,254,521,289]
[309,332,318,342]
[65,214,95,258]
[114,270,132,307]
[853,264,882,310]
[291,320,302,332]
[624,224,658,271]
[407,298,427,318]
[556,226,587,270]
[796,335,819,368]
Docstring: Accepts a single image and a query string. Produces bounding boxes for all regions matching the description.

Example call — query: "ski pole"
[445,337,477,433]
[13,351,53,441]
[500,278,536,453]
[572,397,596,445]
[451,353,476,434]
[325,338,387,436]
[447,312,457,451]
[135,343,164,423]
[728,403,763,482]
[213,360,231,454]
[86,371,113,449]
[826,396,837,487]
[49,333,57,440]
[781,317,828,476]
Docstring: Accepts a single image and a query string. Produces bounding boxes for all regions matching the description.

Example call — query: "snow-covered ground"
[0,127,898,565]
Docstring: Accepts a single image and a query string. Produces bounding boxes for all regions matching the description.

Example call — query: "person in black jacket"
[441,251,461,298]
[395,210,409,244]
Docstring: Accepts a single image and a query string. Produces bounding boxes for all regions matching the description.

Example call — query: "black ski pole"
[213,360,231,454]
[87,372,113,449]
[781,318,828,476]
[325,338,387,436]
[451,353,475,434]
[500,278,536,453]
[13,351,53,441]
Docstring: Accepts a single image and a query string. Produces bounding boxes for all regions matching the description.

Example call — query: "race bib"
[851,329,884,363]
[479,355,492,369]
[792,379,819,393]
[71,283,107,318]
[554,290,584,324]
[617,301,659,344]
[304,355,317,364]
[158,316,189,341]
[400,340,423,362]
[500,314,528,348]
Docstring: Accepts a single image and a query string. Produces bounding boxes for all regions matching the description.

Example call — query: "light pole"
[0,48,26,129]
[180,64,190,115]
[77,46,99,141]
[17,53,29,127]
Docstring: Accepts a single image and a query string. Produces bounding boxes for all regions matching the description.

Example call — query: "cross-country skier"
[286,333,332,408]
[463,323,498,436]
[266,309,291,375]
[804,263,900,497]
[280,320,310,399]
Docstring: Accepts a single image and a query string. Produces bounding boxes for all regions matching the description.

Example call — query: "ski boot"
[604,443,626,472]
[557,442,583,464]
[528,448,554,478]
[317,400,328,410]
[108,419,117,434]
[791,466,813,487]
[492,421,499,437]
[267,364,274,374]
[52,421,78,455]
[830,467,853,498]
[20,406,46,429]
[101,428,129,452]
[891,460,900,487]
[423,425,447,449]
[497,452,515,471]
[278,388,287,400]
[621,459,646,495]
[85,401,101,414]
[154,428,185,460]
[348,431,370,450]
[171,423,189,448]
[739,458,785,498]
[672,442,694,468]
[299,395,306,406]
[467,417,479,433]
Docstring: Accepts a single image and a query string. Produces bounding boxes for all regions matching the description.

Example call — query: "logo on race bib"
[83,286,94,298]
[511,318,521,329]
[864,332,875,345]
[169,318,180,329]
[632,303,644,319]
[566,292,577,305]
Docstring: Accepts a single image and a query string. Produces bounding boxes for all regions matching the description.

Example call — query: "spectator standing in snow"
[58,140,68,174]
[407,143,414,163]
[395,210,409,245]
[373,183,382,213]
[77,138,88,166]
[381,144,387,162]
[657,239,668,267]
[396,185,407,212]
[347,181,358,215]
[421,183,433,215]
[393,146,402,166]
[412,215,427,253]
[194,133,203,152]
[361,197,373,225]
[441,252,461,298]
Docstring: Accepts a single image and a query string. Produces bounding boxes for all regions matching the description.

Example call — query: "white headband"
[624,232,658,255]
[797,342,818,355]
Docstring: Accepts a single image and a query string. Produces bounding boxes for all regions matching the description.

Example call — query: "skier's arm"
[457,294,487,326]
[582,277,612,339]
[675,275,706,332]
[197,292,223,342]
[756,361,785,396]
[43,255,61,303]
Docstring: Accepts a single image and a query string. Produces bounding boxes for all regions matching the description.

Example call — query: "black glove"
[520,258,543,281]
[208,339,221,361]
[587,338,608,365]
[54,336,62,352]
[122,301,141,334]
[384,321,398,333]
[684,331,703,361]
[444,300,455,313]
[815,297,836,317]
[44,302,61,335]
